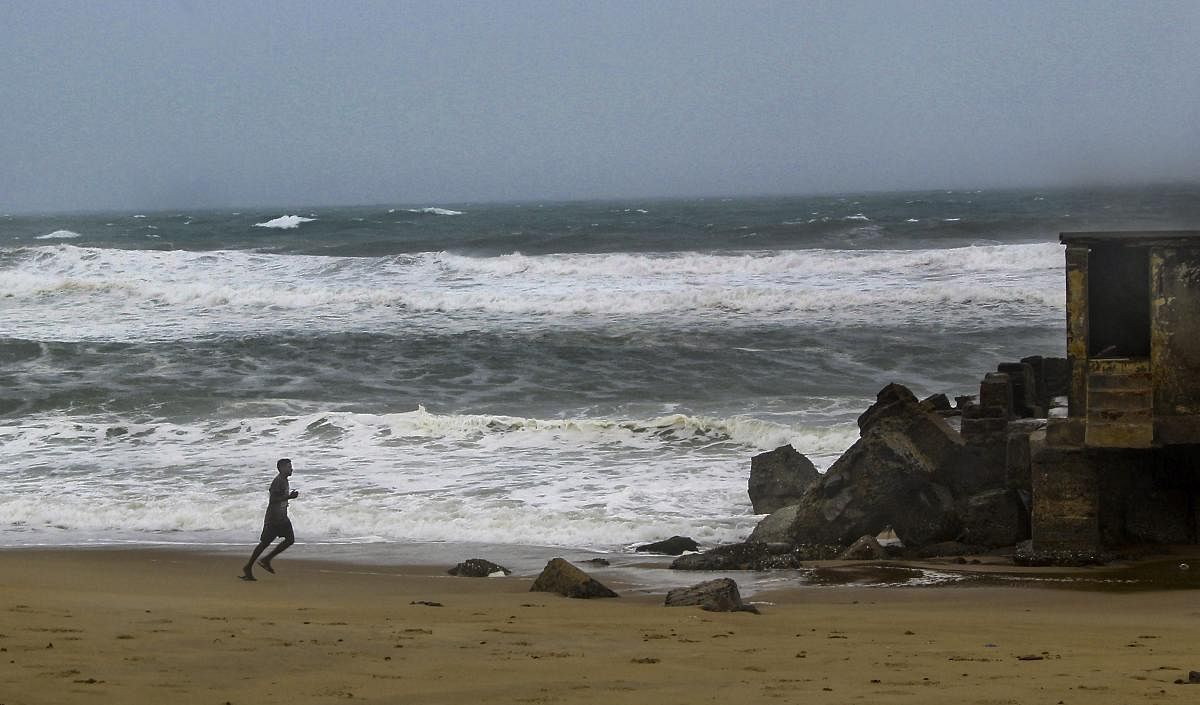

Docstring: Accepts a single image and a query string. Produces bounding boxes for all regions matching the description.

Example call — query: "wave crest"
[35,230,82,240]
[254,215,316,229]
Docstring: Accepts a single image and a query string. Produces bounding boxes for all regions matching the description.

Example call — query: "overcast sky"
[2,1,1199,213]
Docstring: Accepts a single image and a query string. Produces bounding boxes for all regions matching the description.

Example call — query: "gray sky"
[3,1,1199,213]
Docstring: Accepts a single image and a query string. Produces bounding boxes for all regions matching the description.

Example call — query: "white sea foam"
[35,230,81,240]
[0,407,850,548]
[404,207,463,216]
[254,214,316,229]
[0,243,1065,342]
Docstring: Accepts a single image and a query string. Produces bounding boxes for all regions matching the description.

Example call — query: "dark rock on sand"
[635,536,700,555]
[748,444,820,514]
[448,558,512,577]
[839,534,886,560]
[671,541,842,571]
[530,558,618,599]
[665,578,759,614]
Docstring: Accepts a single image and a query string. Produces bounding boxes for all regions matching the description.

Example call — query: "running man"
[241,458,300,581]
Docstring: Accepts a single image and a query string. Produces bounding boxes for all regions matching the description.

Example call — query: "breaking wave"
[35,230,81,240]
[402,207,464,216]
[254,215,316,229]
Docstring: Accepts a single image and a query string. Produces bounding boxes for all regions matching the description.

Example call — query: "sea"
[3,185,1199,582]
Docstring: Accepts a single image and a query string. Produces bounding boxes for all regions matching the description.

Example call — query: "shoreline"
[5,539,1200,595]
[3,547,1199,704]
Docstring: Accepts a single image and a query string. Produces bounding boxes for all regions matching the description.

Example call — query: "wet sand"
[1,548,1198,704]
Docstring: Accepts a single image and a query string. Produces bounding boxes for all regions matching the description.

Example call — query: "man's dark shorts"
[260,516,295,543]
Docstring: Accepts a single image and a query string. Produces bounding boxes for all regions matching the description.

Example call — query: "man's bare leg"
[242,539,273,580]
[258,537,293,574]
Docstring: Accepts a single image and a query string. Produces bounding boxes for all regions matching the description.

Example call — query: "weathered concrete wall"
[1151,247,1200,444]
[1030,437,1099,552]
[1032,438,1199,550]
[1064,245,1089,418]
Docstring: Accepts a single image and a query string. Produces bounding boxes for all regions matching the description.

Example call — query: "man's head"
[277,458,293,476]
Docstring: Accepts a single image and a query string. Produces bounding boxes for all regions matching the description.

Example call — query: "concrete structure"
[1031,231,1200,556]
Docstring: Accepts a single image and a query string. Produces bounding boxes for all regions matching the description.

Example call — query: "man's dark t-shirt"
[260,473,294,542]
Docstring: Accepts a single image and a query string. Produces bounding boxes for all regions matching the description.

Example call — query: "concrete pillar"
[1030,438,1099,552]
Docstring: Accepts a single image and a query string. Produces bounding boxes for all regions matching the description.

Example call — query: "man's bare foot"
[257,559,275,574]
[239,571,256,581]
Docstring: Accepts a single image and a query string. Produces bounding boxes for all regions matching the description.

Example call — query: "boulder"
[839,534,885,560]
[748,444,820,514]
[755,384,963,549]
[665,578,758,614]
[671,541,841,571]
[858,383,965,474]
[635,536,699,555]
[919,393,953,413]
[448,558,512,577]
[530,558,618,599]
[960,488,1029,548]
[748,504,800,544]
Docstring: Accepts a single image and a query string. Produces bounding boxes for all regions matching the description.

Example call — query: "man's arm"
[269,475,295,502]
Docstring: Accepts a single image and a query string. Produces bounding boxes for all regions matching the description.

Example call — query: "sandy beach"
[0,549,1197,704]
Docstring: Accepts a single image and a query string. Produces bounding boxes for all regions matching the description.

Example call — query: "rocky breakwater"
[674,361,1067,571]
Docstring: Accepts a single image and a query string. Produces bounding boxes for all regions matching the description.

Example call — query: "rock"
[748,505,800,544]
[839,534,885,560]
[665,578,759,614]
[581,557,610,566]
[754,384,963,548]
[860,383,966,474]
[949,436,1008,497]
[856,382,918,430]
[635,536,700,555]
[875,526,901,546]
[671,541,841,571]
[530,558,618,599]
[960,488,1029,548]
[448,558,512,577]
[1189,670,1200,684]
[920,393,952,413]
[748,444,820,514]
